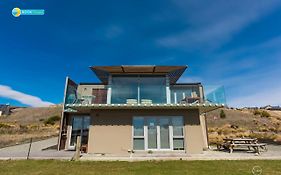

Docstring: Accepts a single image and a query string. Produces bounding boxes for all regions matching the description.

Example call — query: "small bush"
[253,110,261,115]
[261,111,271,118]
[44,115,61,125]
[0,123,11,128]
[19,125,28,133]
[220,110,226,119]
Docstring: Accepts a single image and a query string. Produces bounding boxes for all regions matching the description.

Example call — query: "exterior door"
[147,118,157,149]
[133,116,184,151]
[92,89,107,104]
[69,116,90,150]
[159,118,170,149]
[146,117,171,150]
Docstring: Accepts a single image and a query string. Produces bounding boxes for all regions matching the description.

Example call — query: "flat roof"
[90,65,187,84]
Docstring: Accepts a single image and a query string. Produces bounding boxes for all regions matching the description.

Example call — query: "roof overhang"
[65,103,224,114]
[90,65,187,84]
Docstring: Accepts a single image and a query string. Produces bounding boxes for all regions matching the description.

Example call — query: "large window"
[139,76,166,104]
[132,116,184,151]
[111,75,166,104]
[172,117,184,150]
[133,117,145,150]
[111,76,138,104]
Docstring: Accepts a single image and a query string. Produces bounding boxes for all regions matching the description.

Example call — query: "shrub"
[220,110,226,119]
[261,111,271,118]
[0,123,11,128]
[44,115,61,125]
[253,110,261,115]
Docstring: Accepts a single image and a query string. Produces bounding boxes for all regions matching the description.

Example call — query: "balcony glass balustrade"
[204,85,226,105]
[64,81,226,106]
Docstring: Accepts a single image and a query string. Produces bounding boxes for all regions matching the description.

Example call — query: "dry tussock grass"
[207,108,281,145]
[0,107,61,148]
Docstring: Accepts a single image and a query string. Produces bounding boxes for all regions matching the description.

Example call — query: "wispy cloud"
[0,85,54,107]
[229,85,281,107]
[157,0,281,50]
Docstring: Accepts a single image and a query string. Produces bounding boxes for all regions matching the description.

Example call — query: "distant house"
[261,105,281,111]
[58,65,226,155]
[0,104,11,116]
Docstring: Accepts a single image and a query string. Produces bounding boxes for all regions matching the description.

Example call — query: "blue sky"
[0,0,281,107]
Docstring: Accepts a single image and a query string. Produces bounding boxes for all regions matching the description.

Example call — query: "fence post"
[27,138,33,160]
[74,136,81,160]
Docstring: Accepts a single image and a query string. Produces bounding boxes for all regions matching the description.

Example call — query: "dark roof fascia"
[90,65,187,84]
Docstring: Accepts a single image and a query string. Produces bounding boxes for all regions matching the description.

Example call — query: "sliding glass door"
[147,118,157,149]
[159,118,170,149]
[133,116,184,151]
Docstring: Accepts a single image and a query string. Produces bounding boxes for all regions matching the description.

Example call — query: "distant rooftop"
[90,65,187,84]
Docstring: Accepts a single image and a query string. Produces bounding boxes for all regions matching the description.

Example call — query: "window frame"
[132,117,145,150]
[132,116,185,151]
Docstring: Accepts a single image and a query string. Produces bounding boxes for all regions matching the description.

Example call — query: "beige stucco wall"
[85,109,206,154]
[184,110,204,154]
[88,111,132,155]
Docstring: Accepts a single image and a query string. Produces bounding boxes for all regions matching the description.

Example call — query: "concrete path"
[0,137,73,160]
[81,144,281,161]
[1,138,280,161]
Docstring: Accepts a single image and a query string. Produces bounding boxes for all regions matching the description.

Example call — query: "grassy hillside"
[0,106,62,148]
[206,108,281,144]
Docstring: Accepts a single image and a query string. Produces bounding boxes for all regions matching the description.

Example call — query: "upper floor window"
[111,75,166,104]
[170,86,200,104]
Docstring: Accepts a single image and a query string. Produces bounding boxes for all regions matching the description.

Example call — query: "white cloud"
[157,0,281,50]
[0,85,54,107]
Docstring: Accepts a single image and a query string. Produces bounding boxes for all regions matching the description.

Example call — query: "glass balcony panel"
[204,85,226,105]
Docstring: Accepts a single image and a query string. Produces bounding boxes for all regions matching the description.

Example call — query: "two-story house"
[58,65,225,155]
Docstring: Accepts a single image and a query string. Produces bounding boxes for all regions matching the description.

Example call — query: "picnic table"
[217,138,267,154]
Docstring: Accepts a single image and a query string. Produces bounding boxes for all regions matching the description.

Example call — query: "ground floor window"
[69,116,90,149]
[133,116,184,151]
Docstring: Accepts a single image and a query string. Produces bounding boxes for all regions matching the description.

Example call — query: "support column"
[107,75,112,104]
[199,85,204,103]
[166,75,171,104]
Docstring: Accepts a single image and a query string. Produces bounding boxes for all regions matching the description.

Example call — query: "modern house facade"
[58,65,225,155]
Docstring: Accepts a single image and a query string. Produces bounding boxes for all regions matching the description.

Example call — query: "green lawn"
[0,160,281,175]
